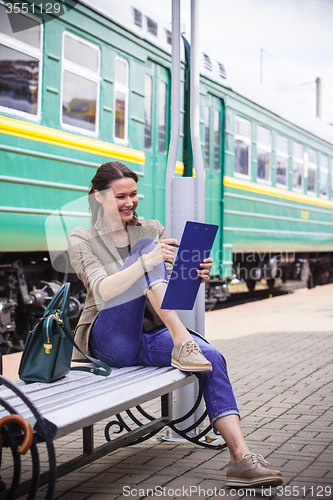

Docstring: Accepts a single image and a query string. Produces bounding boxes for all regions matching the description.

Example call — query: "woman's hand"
[197,257,213,282]
[144,238,178,269]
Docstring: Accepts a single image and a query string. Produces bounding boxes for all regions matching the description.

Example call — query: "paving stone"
[54,494,91,500]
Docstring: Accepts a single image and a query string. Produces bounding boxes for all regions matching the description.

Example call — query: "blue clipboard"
[161,221,218,310]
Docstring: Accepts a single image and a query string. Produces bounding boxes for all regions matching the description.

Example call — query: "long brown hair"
[89,161,139,224]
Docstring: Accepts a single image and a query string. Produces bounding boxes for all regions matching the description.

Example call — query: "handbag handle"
[59,282,70,320]
[43,284,65,318]
[43,283,70,320]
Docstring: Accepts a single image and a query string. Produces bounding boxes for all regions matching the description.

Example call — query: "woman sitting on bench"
[68,161,283,488]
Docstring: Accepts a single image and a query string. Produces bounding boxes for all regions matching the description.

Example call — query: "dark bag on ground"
[19,283,111,383]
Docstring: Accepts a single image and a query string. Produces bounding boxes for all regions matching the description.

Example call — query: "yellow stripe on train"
[0,115,145,165]
[175,161,184,175]
[224,175,333,209]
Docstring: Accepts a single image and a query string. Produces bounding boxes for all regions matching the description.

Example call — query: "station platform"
[3,284,333,499]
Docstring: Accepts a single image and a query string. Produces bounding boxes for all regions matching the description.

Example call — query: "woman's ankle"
[167,321,192,345]
[155,310,192,345]
[229,445,250,462]
[172,333,192,346]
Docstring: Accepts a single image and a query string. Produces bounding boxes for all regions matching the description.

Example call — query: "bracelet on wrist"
[137,257,144,273]
[137,254,153,274]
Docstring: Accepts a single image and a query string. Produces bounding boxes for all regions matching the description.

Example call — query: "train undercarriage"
[0,250,333,350]
[0,252,85,351]
[205,251,333,310]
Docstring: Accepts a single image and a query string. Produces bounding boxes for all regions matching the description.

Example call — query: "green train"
[1,0,333,347]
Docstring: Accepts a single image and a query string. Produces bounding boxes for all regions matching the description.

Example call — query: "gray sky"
[139,0,333,125]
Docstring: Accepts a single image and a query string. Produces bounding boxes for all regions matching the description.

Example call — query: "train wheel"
[307,273,315,289]
[246,279,256,292]
[266,278,275,290]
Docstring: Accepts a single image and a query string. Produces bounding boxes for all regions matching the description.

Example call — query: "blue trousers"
[90,238,240,425]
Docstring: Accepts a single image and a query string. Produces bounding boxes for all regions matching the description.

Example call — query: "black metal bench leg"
[83,426,94,455]
[161,394,170,419]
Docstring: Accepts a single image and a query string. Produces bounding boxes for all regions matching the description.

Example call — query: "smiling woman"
[88,162,139,228]
[95,178,139,228]
[67,160,284,488]
[69,160,213,363]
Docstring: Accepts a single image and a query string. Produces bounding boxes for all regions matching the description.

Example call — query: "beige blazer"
[68,210,173,361]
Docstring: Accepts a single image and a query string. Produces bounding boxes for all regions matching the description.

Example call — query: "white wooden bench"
[0,365,226,500]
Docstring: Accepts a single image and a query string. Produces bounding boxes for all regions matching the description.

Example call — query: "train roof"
[80,0,173,54]
[203,63,333,147]
[81,0,333,147]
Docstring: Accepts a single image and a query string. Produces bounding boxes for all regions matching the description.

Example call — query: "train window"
[276,135,288,187]
[292,142,304,191]
[0,4,42,118]
[64,35,98,73]
[308,150,316,164]
[320,154,329,198]
[236,118,250,137]
[158,81,167,153]
[257,126,271,182]
[204,106,210,169]
[307,149,317,195]
[235,116,251,177]
[61,33,100,134]
[0,5,41,47]
[213,109,221,171]
[144,74,152,149]
[116,58,127,86]
[114,57,128,142]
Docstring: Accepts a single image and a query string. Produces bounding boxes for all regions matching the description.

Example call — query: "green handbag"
[19,283,111,383]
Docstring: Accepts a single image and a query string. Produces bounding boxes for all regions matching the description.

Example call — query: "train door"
[202,94,224,274]
[143,61,170,224]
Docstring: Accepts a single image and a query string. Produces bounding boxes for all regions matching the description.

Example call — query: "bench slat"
[4,367,174,419]
[0,367,196,439]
